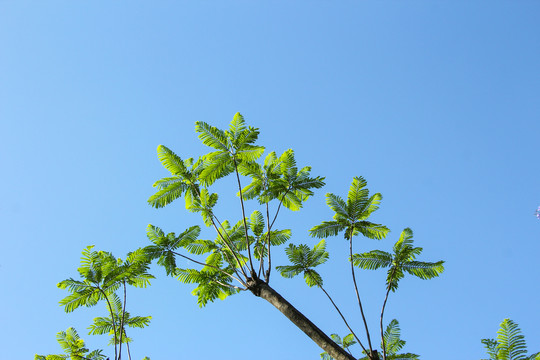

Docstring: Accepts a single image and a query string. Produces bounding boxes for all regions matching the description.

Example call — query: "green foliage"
[322,320,419,360]
[141,113,446,360]
[54,247,153,360]
[351,228,444,292]
[35,327,106,360]
[148,146,202,209]
[88,293,151,345]
[320,333,357,359]
[58,246,153,312]
[175,266,240,307]
[195,112,264,186]
[239,149,325,210]
[276,239,328,287]
[357,320,419,360]
[497,319,528,360]
[145,113,326,308]
[144,225,201,275]
[482,318,539,360]
[310,176,389,241]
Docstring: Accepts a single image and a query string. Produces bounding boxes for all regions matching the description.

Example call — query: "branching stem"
[172,251,247,288]
[97,287,118,360]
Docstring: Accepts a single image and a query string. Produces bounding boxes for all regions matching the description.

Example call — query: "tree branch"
[380,268,397,360]
[233,158,256,277]
[97,287,118,360]
[319,285,368,356]
[348,235,374,355]
[173,251,247,288]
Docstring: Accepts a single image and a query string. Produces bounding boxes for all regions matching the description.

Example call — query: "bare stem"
[190,181,248,280]
[265,189,289,281]
[118,280,128,360]
[126,336,132,360]
[319,285,368,356]
[233,158,256,276]
[98,287,118,360]
[380,269,396,360]
[349,237,374,354]
[262,200,271,282]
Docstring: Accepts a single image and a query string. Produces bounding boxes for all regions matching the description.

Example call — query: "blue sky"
[1,1,539,359]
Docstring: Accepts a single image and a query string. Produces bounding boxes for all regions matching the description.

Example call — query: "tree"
[481,319,539,360]
[37,247,153,360]
[144,113,444,360]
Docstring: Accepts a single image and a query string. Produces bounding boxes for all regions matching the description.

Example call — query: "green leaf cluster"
[35,327,106,360]
[482,319,539,360]
[58,246,153,313]
[276,239,328,287]
[351,228,444,292]
[89,293,151,345]
[145,113,326,306]
[144,222,244,306]
[148,145,203,209]
[320,333,357,360]
[240,149,325,211]
[321,320,419,360]
[53,246,153,360]
[196,112,264,186]
[310,176,388,241]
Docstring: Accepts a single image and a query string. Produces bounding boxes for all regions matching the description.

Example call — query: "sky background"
[1,1,539,359]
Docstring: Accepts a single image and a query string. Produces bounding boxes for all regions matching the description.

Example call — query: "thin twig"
[349,235,374,355]
[189,179,248,280]
[173,251,247,287]
[261,200,271,281]
[118,280,128,360]
[319,285,368,356]
[209,218,249,281]
[380,268,396,360]
[213,279,247,291]
[210,214,246,281]
[265,188,290,281]
[98,288,118,360]
[233,158,256,277]
[125,331,132,360]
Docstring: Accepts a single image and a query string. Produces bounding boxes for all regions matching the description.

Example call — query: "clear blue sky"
[1,1,539,359]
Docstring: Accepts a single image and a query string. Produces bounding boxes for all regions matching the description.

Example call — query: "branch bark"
[248,279,356,360]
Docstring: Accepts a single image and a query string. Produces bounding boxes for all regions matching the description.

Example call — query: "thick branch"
[248,280,356,360]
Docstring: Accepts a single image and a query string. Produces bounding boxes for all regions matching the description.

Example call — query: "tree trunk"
[248,279,357,360]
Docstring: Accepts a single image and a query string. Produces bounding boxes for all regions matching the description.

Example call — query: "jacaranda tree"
[143,113,445,360]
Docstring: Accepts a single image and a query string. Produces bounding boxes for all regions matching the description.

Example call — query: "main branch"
[247,279,356,360]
